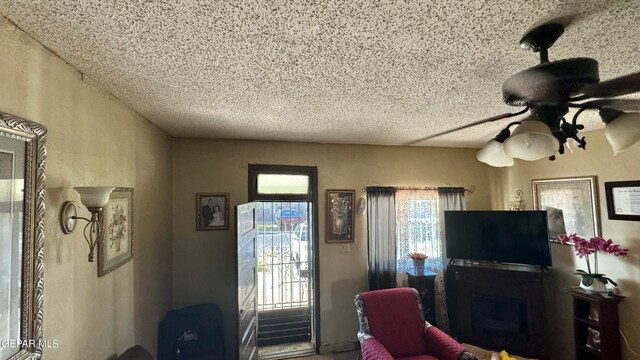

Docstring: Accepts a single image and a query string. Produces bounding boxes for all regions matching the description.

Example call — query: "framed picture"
[196,193,229,230]
[545,207,567,242]
[532,176,600,243]
[98,187,134,277]
[604,181,640,221]
[326,189,355,243]
[586,327,601,351]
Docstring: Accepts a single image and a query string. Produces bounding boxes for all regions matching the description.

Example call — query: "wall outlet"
[339,244,350,252]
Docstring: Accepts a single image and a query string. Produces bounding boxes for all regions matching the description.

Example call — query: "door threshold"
[259,342,315,360]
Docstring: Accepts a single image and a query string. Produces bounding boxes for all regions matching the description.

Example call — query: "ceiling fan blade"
[404,108,529,146]
[529,1,615,32]
[525,13,576,34]
[580,99,640,112]
[572,72,640,101]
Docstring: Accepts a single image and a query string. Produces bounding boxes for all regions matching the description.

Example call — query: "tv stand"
[449,259,545,272]
[447,263,547,358]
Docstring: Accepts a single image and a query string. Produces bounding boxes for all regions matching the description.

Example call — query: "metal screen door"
[255,201,314,347]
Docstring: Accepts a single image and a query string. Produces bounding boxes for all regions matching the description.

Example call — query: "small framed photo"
[532,176,600,244]
[326,189,355,243]
[545,207,567,242]
[588,303,600,322]
[586,327,601,351]
[98,187,134,277]
[196,193,230,230]
[604,181,640,221]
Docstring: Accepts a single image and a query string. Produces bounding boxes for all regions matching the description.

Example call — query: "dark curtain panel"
[366,187,397,290]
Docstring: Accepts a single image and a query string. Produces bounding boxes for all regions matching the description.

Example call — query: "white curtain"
[437,187,466,332]
[366,187,397,290]
[395,189,440,287]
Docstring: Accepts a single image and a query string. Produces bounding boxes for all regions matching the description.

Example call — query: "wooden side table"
[406,268,437,325]
[569,288,624,359]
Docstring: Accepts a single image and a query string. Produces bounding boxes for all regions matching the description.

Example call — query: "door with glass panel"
[248,165,318,358]
[236,202,258,360]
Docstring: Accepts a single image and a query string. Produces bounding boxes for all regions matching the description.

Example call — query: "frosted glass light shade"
[476,139,514,167]
[74,187,116,208]
[503,118,559,161]
[604,112,640,155]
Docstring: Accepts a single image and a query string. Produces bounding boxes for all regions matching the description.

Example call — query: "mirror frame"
[0,111,46,360]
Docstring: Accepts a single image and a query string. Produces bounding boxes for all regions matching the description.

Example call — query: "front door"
[236,202,258,360]
[248,164,320,358]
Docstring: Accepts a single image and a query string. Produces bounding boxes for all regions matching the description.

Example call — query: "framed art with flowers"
[326,189,355,243]
[98,187,134,277]
[532,176,600,244]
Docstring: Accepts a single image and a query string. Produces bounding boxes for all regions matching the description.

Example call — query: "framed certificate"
[605,181,640,221]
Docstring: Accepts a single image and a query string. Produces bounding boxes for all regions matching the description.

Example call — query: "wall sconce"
[60,187,115,262]
[509,189,525,211]
[357,197,367,215]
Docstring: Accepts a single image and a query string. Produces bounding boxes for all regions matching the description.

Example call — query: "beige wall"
[489,129,640,360]
[0,17,173,359]
[172,138,493,358]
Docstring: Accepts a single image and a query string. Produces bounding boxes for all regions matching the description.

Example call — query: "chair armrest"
[424,326,476,360]
[362,337,394,360]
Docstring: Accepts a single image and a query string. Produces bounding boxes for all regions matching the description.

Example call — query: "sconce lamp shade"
[503,117,559,161]
[476,139,514,167]
[73,187,116,208]
[604,112,640,155]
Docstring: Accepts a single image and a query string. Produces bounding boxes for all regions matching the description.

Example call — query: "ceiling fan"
[406,16,640,167]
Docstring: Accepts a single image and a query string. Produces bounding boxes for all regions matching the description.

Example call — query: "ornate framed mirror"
[0,111,46,360]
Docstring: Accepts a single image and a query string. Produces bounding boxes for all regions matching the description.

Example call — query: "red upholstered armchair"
[354,288,477,360]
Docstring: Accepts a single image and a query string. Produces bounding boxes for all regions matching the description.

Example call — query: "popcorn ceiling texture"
[1,0,639,147]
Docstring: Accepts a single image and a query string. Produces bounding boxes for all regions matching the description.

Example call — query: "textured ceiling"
[1,0,639,147]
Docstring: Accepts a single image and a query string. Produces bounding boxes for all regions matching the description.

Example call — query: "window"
[257,174,309,195]
[248,164,316,201]
[395,189,441,283]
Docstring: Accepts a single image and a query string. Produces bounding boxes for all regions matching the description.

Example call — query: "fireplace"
[471,295,527,336]
[447,263,547,358]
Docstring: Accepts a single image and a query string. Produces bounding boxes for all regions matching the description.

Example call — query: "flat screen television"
[445,210,552,267]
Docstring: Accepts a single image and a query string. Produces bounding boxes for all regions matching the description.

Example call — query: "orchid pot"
[576,270,612,293]
[559,234,629,293]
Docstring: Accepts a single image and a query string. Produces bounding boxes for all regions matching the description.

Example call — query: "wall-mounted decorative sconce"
[509,189,525,211]
[60,187,115,262]
[357,197,367,215]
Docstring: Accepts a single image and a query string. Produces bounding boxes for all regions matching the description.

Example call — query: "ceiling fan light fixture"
[503,117,559,161]
[476,139,514,167]
[601,110,640,155]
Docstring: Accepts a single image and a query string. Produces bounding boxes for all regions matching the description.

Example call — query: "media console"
[446,262,547,359]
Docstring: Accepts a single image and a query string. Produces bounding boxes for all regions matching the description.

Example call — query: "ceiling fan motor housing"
[502,58,599,106]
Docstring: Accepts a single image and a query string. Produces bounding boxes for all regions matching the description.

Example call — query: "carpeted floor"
[463,344,538,360]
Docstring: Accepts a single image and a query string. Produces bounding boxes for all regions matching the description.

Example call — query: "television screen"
[445,211,552,266]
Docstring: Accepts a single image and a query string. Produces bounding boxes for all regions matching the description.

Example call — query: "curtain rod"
[363,185,476,193]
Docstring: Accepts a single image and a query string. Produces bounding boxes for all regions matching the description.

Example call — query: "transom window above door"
[248,164,316,201]
[256,174,310,195]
